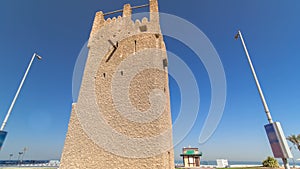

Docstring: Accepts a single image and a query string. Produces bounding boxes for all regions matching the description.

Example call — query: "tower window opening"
[163,59,168,68]
[139,25,147,32]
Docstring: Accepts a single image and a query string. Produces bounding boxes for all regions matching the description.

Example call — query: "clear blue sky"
[0,0,299,162]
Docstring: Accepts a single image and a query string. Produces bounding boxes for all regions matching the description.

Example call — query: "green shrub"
[262,156,280,168]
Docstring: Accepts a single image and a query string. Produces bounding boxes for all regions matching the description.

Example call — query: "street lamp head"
[35,53,42,60]
[234,32,240,40]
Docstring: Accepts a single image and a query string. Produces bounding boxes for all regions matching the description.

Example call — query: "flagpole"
[0,53,40,131]
[235,31,290,169]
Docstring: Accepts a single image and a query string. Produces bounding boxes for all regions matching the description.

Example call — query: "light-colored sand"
[0,168,57,169]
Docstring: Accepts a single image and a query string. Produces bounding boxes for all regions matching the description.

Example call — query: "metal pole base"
[283,158,291,169]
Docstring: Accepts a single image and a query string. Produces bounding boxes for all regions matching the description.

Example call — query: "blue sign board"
[265,122,293,159]
[265,123,284,158]
[0,131,7,150]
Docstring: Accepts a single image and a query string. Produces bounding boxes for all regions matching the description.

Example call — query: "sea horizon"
[0,159,299,167]
[175,160,300,166]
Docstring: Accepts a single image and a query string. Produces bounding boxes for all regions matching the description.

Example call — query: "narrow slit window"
[134,40,137,53]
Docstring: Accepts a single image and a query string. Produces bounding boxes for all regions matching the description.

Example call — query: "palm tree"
[287,134,300,151]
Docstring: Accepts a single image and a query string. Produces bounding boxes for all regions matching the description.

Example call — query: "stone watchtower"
[60,0,174,168]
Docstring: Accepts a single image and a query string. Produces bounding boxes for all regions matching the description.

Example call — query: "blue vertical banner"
[265,123,284,158]
[265,122,293,159]
[0,131,7,150]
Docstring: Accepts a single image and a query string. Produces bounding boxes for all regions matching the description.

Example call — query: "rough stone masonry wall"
[60,0,174,168]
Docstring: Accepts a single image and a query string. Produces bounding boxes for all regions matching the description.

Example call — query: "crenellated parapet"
[89,0,160,40]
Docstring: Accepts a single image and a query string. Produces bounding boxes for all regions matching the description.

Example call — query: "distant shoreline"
[0,160,299,169]
[175,160,300,167]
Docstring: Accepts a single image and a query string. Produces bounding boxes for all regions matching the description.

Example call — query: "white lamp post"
[0,53,42,131]
[9,153,13,160]
[235,30,292,169]
[0,53,41,150]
